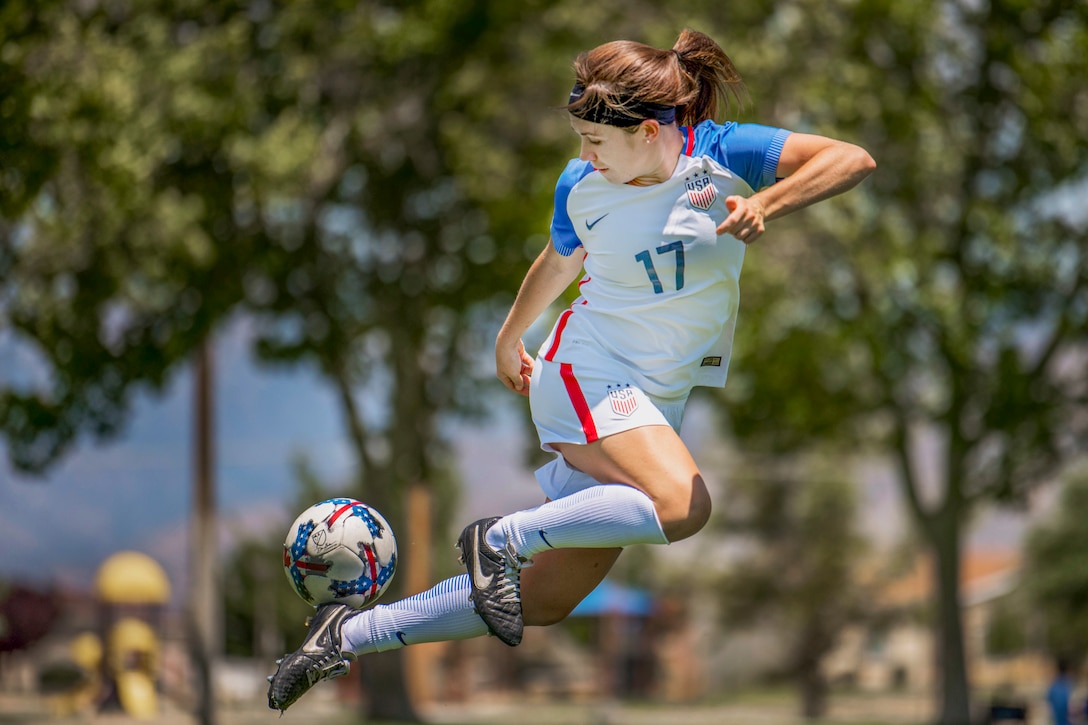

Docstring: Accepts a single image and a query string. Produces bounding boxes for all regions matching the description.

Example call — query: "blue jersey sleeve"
[549,159,595,255]
[687,120,791,191]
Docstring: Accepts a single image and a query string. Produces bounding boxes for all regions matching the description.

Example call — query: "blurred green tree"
[0,0,275,471]
[710,2,1088,723]
[1023,464,1088,661]
[1,5,311,720]
[716,460,870,719]
[983,593,1030,660]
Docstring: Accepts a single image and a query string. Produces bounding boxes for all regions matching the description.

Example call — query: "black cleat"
[267,603,361,713]
[457,516,530,647]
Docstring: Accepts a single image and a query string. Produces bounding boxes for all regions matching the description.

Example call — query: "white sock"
[340,574,488,654]
[486,484,669,560]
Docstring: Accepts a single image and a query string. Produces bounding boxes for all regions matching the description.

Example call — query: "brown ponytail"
[565,29,747,127]
[672,29,747,126]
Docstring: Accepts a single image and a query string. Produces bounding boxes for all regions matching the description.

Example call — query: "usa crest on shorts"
[607,385,639,417]
[686,173,717,211]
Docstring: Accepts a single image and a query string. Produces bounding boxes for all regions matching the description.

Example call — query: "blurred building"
[825,549,1047,695]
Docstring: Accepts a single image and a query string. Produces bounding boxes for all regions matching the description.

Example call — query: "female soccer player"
[269,28,875,712]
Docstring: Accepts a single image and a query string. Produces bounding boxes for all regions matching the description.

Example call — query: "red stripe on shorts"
[544,309,573,362]
[559,362,598,443]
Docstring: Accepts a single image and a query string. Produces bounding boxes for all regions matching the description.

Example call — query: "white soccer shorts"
[528,354,687,501]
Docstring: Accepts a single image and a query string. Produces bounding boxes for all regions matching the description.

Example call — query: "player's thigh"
[553,425,710,541]
[521,546,622,627]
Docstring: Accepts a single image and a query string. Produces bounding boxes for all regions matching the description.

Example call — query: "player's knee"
[524,600,576,627]
[659,480,712,542]
[688,486,713,534]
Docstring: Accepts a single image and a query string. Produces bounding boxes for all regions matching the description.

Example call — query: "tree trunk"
[798,665,828,720]
[933,513,971,725]
[363,650,417,721]
[404,483,435,703]
[355,478,418,722]
[351,318,432,722]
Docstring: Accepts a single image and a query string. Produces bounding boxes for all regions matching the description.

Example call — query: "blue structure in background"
[570,580,654,617]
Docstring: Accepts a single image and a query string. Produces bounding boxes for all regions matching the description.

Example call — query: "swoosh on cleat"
[470,533,494,590]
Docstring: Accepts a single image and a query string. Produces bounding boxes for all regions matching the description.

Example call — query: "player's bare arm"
[717,132,875,244]
[496,241,586,395]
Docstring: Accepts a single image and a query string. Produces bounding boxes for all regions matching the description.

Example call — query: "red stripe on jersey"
[544,309,573,362]
[682,126,694,156]
[560,362,598,443]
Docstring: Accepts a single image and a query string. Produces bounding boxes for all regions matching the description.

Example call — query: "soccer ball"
[282,498,398,609]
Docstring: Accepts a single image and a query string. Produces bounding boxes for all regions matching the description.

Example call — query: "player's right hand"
[717,195,766,244]
[496,338,533,396]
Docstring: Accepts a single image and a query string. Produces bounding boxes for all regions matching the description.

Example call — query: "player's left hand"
[717,195,766,245]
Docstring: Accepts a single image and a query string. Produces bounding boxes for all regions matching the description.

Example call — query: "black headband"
[567,83,677,128]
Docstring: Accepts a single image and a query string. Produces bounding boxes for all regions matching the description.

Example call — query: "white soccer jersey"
[540,120,791,398]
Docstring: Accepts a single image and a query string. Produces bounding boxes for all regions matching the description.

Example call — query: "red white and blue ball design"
[282,498,397,609]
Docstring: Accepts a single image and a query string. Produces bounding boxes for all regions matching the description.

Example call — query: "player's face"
[570,116,652,185]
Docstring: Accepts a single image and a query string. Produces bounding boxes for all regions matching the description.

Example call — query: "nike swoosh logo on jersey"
[585,213,609,230]
[469,536,494,590]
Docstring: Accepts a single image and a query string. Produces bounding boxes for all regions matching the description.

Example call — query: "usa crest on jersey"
[608,385,639,417]
[686,173,717,211]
